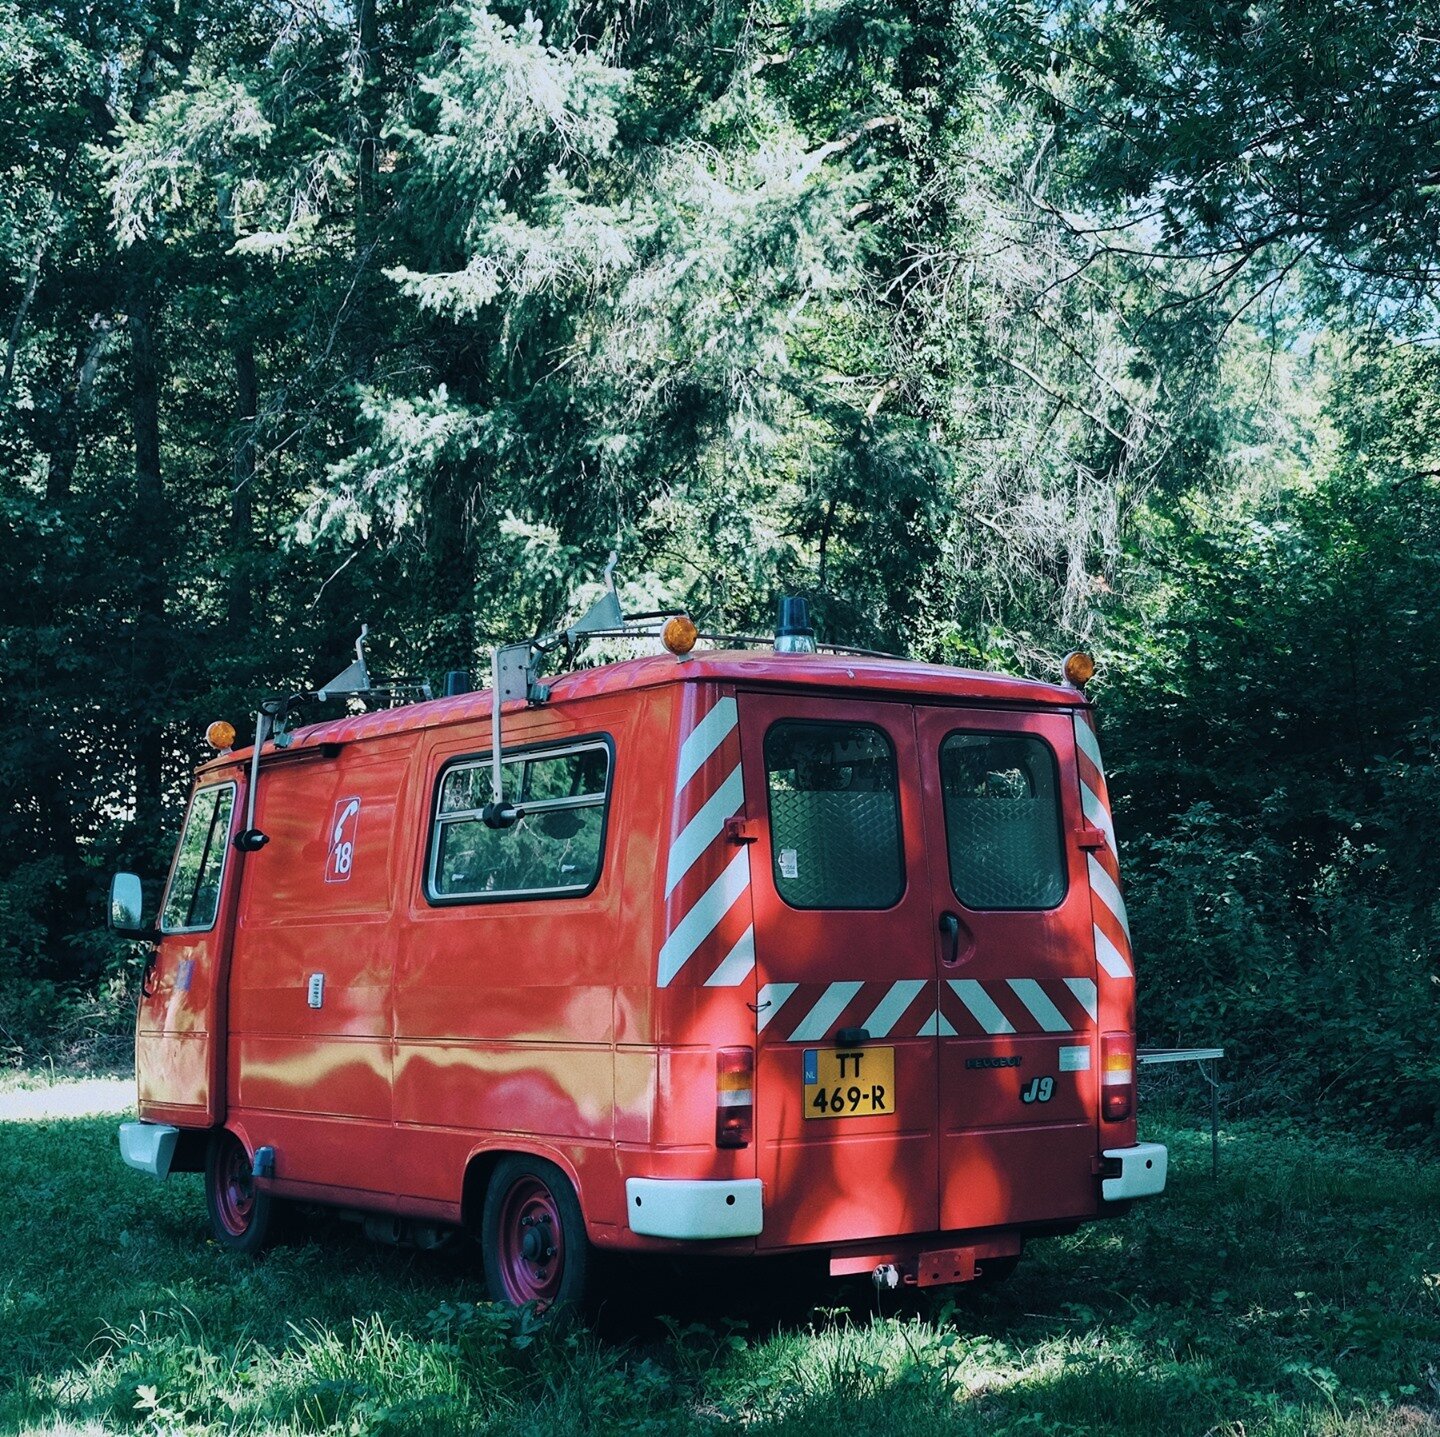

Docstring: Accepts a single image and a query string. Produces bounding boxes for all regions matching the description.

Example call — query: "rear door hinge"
[1075,826,1107,851]
[725,816,758,844]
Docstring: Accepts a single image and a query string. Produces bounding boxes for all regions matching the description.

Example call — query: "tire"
[204,1129,276,1255]
[480,1155,591,1316]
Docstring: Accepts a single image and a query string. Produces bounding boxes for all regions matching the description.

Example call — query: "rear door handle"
[939,912,962,966]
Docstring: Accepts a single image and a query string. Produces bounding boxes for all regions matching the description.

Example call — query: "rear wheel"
[204,1130,275,1254]
[481,1155,590,1316]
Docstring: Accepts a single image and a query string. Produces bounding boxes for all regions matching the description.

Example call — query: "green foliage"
[994,0,1440,305]
[1,0,1439,1149]
[1101,334,1440,1133]
[0,0,1185,1044]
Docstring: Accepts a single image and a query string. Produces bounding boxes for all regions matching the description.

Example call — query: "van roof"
[210,650,1086,764]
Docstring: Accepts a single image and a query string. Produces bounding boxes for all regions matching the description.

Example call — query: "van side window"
[939,733,1066,910]
[429,742,610,902]
[764,722,904,909]
[160,783,237,933]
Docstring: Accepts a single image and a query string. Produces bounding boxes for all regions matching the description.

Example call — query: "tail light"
[715,1047,754,1149]
[1101,1032,1134,1122]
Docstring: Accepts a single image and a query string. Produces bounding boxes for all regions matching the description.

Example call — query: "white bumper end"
[1102,1142,1168,1201]
[625,1178,763,1239]
[119,1121,180,1179]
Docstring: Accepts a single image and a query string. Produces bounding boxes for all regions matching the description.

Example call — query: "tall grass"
[2,1086,1438,1435]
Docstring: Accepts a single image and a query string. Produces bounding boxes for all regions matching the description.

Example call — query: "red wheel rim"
[214,1135,255,1237]
[495,1175,565,1308]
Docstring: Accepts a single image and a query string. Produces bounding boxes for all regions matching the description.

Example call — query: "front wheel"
[480,1155,591,1316]
[204,1129,276,1254]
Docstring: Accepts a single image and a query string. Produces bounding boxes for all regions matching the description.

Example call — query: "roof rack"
[564,620,906,664]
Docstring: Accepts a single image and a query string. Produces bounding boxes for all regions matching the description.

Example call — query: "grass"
[2,1077,1439,1436]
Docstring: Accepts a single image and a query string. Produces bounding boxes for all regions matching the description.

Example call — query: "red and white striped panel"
[1073,709,1133,981]
[656,691,755,988]
[755,977,1097,1042]
[936,976,1097,1036]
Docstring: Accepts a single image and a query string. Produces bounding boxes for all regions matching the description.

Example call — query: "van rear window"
[429,742,610,902]
[939,732,1065,910]
[764,722,904,909]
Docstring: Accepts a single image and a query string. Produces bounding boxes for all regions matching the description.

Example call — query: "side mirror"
[108,872,150,938]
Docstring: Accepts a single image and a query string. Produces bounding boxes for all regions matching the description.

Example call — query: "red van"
[113,612,1164,1310]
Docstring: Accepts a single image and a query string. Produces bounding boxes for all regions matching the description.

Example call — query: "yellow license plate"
[803,1046,896,1119]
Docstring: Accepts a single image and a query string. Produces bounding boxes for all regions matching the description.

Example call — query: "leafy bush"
[1106,457,1440,1139]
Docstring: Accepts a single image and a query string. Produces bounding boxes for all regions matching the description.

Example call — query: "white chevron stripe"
[1073,713,1105,775]
[861,979,927,1037]
[1081,782,1117,854]
[1065,976,1099,1020]
[788,981,864,1043]
[1007,978,1071,1033]
[705,925,755,986]
[916,1009,958,1037]
[756,982,797,1032]
[665,766,744,897]
[656,848,750,987]
[1093,923,1134,979]
[676,697,737,791]
[1086,853,1131,939]
[948,979,1016,1035]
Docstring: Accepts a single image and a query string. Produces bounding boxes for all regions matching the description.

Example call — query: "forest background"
[2,0,1437,1138]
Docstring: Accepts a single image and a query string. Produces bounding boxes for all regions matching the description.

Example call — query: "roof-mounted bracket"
[483,641,544,828]
[485,551,629,826]
[564,551,623,646]
[316,624,371,702]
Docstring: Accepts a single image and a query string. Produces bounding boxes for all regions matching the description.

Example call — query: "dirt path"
[0,1073,134,1121]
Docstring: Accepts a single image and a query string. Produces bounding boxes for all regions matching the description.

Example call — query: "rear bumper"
[625,1178,764,1239]
[119,1120,180,1179]
[1101,1141,1167,1200]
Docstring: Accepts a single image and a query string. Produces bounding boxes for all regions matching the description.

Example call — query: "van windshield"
[939,732,1065,910]
[160,783,236,932]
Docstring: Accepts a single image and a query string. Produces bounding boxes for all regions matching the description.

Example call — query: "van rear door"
[738,692,939,1250]
[914,706,1101,1231]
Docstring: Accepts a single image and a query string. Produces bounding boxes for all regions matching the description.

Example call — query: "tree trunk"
[356,0,383,248]
[45,319,108,505]
[35,324,110,899]
[2,246,44,394]
[229,342,258,631]
[124,20,193,859]
[128,266,166,850]
[422,468,477,676]
[351,0,385,380]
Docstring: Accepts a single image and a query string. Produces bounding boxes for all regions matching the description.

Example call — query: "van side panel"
[392,696,650,1231]
[1073,709,1138,1150]
[226,738,413,1197]
[613,685,684,1150]
[606,682,759,1245]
